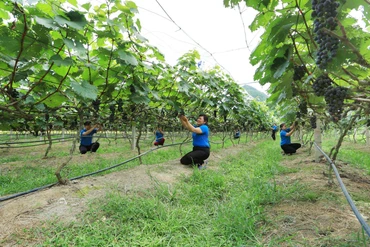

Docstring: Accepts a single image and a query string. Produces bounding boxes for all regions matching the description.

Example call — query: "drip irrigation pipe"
[0,141,191,203]
[313,142,370,237]
[0,137,74,145]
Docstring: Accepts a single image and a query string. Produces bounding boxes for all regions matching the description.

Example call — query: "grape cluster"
[296,111,301,119]
[367,119,370,127]
[324,86,347,121]
[92,99,101,112]
[299,101,308,115]
[312,74,333,96]
[45,113,50,122]
[293,65,306,81]
[291,84,298,97]
[70,118,78,129]
[312,0,340,69]
[7,88,19,98]
[117,99,123,112]
[310,115,317,129]
[109,104,115,123]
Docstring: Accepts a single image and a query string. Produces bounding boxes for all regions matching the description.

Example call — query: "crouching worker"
[154,127,165,146]
[279,122,301,155]
[179,114,210,169]
[234,130,241,139]
[80,121,102,154]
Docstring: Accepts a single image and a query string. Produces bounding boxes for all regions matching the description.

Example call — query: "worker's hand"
[179,115,187,121]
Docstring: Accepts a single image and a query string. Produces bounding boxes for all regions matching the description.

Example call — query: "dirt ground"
[1,143,370,246]
[262,147,370,246]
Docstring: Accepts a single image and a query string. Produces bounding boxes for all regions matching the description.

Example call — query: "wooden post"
[366,127,370,147]
[62,128,66,141]
[131,122,136,151]
[314,116,322,162]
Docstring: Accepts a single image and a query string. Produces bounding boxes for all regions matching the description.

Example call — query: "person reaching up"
[154,126,165,146]
[279,122,301,155]
[178,114,210,169]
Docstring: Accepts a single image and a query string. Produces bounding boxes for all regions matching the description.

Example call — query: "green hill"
[242,85,268,101]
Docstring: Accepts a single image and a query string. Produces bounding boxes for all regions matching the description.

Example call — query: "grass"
[23,140,297,247]
[321,137,370,174]
[0,134,238,197]
[2,132,370,246]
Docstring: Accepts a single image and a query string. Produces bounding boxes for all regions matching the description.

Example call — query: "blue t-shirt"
[192,125,210,148]
[80,128,97,146]
[155,130,164,141]
[234,131,241,137]
[280,128,291,145]
[272,125,278,132]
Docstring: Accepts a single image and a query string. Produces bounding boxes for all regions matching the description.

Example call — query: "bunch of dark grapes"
[310,115,317,129]
[312,0,340,69]
[92,99,101,112]
[324,86,347,121]
[293,65,306,81]
[296,111,301,119]
[299,101,308,115]
[117,99,123,112]
[366,119,370,127]
[291,84,298,97]
[70,118,78,129]
[7,88,19,98]
[312,74,333,96]
[109,104,115,123]
[45,113,50,122]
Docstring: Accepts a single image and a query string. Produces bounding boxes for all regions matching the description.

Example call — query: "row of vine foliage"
[224,0,370,160]
[0,0,273,140]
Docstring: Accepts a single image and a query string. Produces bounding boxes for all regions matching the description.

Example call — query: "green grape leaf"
[118,50,138,66]
[42,94,68,107]
[70,80,98,99]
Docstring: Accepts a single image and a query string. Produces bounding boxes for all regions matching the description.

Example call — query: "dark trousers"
[180,147,210,166]
[281,143,301,154]
[80,142,100,154]
[154,138,165,146]
[271,130,276,140]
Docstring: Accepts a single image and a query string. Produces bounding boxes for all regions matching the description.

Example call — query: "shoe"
[198,165,206,170]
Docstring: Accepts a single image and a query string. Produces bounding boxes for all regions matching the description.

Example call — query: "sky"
[131,0,269,92]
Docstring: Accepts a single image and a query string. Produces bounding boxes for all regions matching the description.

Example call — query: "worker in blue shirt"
[79,121,102,154]
[179,114,210,169]
[271,123,278,140]
[279,122,301,155]
[154,126,165,146]
[234,130,241,139]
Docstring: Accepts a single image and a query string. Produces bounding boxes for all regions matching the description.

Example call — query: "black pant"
[281,143,301,154]
[180,147,210,166]
[80,142,100,154]
[271,130,276,140]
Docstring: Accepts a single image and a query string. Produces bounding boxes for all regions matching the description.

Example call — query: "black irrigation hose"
[0,141,191,203]
[0,136,75,145]
[0,136,134,148]
[0,183,57,203]
[0,143,52,149]
[313,142,370,238]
